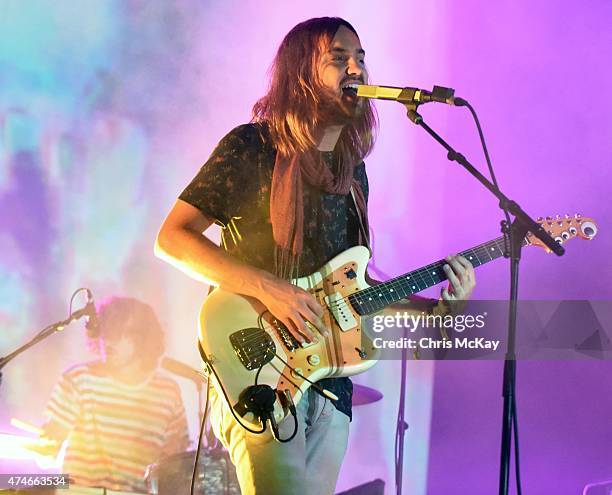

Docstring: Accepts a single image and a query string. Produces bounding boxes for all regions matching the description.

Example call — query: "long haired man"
[156,17,474,495]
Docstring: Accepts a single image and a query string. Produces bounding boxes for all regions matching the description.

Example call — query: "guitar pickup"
[324,292,357,332]
[229,328,276,371]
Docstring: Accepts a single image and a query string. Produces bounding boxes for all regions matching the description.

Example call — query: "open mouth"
[341,82,359,96]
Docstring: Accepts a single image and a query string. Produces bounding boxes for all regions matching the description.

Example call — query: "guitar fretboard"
[349,235,518,316]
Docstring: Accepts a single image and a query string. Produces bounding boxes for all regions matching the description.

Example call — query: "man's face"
[318,25,368,119]
[100,334,136,369]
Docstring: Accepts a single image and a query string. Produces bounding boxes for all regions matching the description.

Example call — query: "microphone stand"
[400,101,564,495]
[0,306,91,388]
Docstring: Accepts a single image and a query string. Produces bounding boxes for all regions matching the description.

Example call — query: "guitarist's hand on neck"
[438,254,476,315]
[366,253,476,319]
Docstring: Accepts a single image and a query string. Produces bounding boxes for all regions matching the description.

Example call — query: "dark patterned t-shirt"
[180,122,370,420]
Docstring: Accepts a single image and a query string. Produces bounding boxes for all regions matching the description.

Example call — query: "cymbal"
[161,357,206,383]
[352,383,383,406]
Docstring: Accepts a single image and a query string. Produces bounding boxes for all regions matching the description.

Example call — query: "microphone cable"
[461,100,512,226]
[460,100,522,495]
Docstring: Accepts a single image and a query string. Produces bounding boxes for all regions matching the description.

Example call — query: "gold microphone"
[356,84,458,105]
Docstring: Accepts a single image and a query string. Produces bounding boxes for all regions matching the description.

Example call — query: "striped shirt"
[43,362,189,492]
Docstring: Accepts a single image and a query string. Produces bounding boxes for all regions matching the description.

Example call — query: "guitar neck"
[350,235,516,316]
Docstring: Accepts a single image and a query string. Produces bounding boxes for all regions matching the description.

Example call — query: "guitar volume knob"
[307,354,320,366]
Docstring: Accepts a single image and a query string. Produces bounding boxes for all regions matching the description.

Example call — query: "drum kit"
[144,447,240,495]
[1,360,383,495]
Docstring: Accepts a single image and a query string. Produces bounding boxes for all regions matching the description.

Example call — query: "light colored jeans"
[209,386,350,495]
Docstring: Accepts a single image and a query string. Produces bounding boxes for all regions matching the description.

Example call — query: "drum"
[145,448,240,495]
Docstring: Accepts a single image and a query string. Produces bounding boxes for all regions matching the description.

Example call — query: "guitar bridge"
[272,318,301,352]
[229,328,276,371]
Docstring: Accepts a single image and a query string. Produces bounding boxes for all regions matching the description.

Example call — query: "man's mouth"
[341,82,360,96]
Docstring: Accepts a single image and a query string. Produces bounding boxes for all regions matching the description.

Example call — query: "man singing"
[155,17,475,495]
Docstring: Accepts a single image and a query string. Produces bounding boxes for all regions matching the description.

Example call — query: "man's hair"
[252,17,377,163]
[87,296,165,371]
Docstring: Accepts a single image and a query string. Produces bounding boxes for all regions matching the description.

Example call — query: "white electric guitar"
[198,214,597,428]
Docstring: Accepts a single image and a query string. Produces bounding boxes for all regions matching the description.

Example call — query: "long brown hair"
[252,17,377,164]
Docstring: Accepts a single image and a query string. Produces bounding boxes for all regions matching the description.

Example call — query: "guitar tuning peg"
[575,213,581,219]
[556,214,561,220]
[565,214,571,219]
[537,216,543,222]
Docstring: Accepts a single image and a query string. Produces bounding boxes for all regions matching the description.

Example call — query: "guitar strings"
[322,235,506,312]
[254,236,507,340]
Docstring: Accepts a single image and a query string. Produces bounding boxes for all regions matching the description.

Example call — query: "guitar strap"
[350,186,372,257]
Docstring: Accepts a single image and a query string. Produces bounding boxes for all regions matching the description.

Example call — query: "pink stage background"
[1,1,611,493]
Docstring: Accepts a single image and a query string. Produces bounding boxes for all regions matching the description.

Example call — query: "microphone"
[356,84,465,106]
[161,356,206,384]
[84,289,100,337]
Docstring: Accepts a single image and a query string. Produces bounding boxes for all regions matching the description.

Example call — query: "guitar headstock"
[526,214,597,253]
